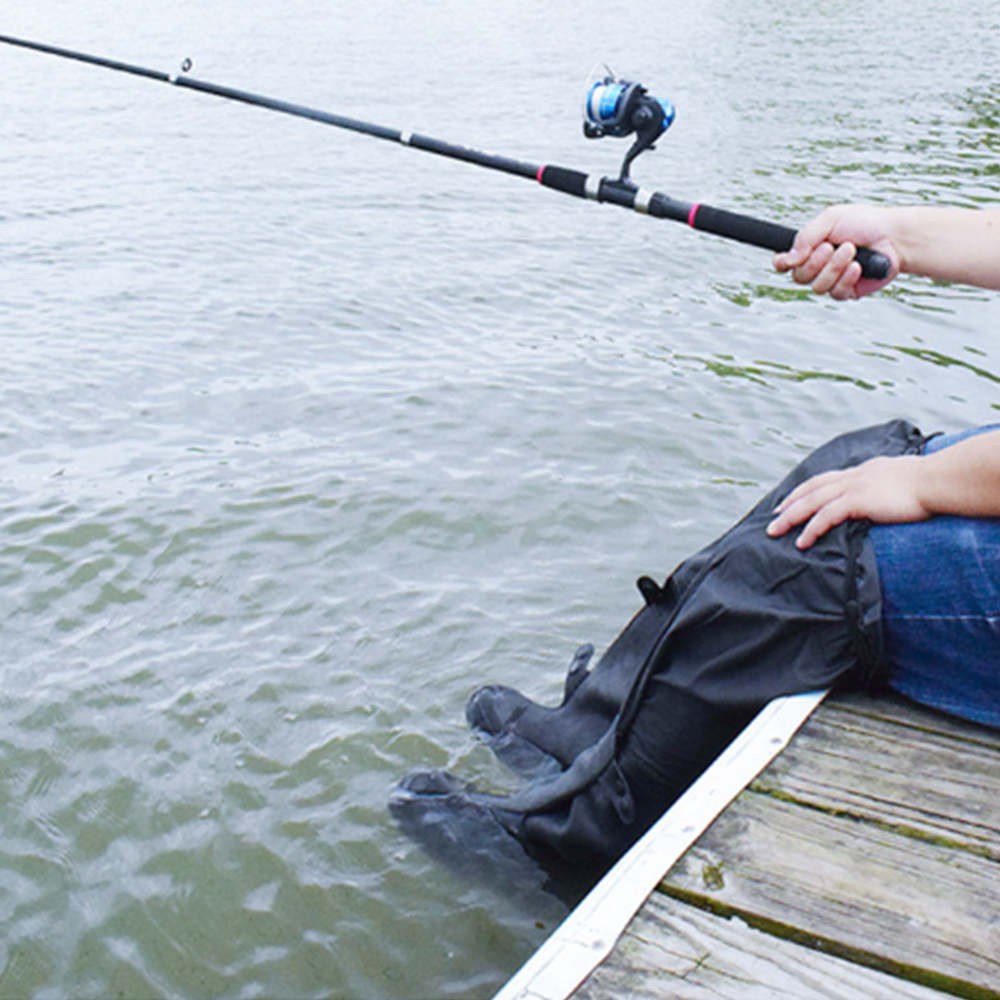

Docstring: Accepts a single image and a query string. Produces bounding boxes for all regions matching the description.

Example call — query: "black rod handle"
[689,204,891,280]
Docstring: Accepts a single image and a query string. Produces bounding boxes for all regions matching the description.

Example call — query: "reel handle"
[688,204,891,280]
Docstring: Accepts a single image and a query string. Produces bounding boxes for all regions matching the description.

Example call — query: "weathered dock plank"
[574,891,952,1000]
[658,692,1000,997]
[754,692,1000,858]
[661,792,1000,995]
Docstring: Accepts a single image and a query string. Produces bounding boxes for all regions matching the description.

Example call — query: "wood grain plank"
[753,693,1000,857]
[574,892,952,1000]
[831,693,1000,751]
[660,792,1000,996]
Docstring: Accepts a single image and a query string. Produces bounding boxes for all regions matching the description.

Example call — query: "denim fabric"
[870,427,1000,729]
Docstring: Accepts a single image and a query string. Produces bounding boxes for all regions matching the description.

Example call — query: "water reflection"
[676,352,879,391]
[952,85,1000,154]
[877,343,1000,385]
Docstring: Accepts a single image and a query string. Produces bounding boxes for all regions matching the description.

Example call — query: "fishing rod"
[0,34,890,279]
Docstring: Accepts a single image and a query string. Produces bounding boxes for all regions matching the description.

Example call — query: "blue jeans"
[870,427,1000,729]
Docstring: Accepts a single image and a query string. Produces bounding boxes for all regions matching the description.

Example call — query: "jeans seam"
[882,612,1000,622]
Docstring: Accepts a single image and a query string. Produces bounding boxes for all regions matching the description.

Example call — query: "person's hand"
[774,205,902,300]
[766,455,931,549]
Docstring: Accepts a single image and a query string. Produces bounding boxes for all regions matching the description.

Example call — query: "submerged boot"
[390,681,750,892]
[464,644,595,778]
[466,579,679,777]
[388,769,587,901]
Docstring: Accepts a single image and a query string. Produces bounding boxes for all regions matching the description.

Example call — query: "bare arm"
[767,430,1000,548]
[774,205,1000,299]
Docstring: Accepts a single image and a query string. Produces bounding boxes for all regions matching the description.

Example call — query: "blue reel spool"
[584,79,675,139]
[582,72,675,182]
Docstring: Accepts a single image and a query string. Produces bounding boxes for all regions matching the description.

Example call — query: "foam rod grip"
[690,204,891,280]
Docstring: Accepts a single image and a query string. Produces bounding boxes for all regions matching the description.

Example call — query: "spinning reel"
[583,67,675,185]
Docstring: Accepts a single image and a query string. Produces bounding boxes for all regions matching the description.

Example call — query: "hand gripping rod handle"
[685,203,891,280]
[537,167,891,280]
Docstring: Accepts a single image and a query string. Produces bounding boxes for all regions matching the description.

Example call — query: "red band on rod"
[687,203,700,228]
[536,165,547,184]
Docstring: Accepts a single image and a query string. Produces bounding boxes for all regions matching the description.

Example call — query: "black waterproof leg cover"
[391,420,928,893]
[509,679,753,870]
[391,678,750,890]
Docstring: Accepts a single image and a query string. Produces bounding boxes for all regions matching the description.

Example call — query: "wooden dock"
[495,691,1000,1000]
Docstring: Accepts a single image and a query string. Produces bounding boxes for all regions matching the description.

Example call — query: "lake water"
[1,1,998,997]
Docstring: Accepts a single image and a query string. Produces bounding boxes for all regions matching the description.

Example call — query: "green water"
[1,1,998,996]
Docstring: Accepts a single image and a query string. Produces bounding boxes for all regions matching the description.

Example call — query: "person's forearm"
[775,203,1000,298]
[917,430,1000,518]
[884,207,1000,289]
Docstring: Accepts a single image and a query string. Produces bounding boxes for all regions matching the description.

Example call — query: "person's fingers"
[789,241,835,285]
[774,222,830,271]
[767,479,845,537]
[829,258,864,300]
[793,206,845,251]
[810,242,857,296]
[768,487,853,549]
[776,205,903,300]
[765,507,799,537]
[773,250,800,272]
[792,499,852,549]
[772,470,842,516]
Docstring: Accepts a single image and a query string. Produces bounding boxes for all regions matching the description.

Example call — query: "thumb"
[774,241,808,271]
